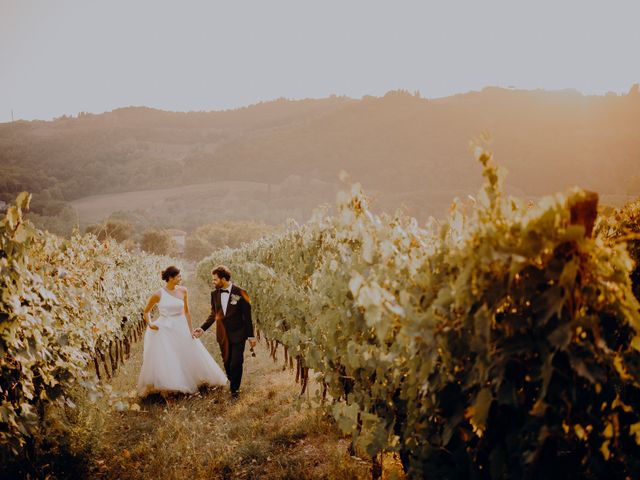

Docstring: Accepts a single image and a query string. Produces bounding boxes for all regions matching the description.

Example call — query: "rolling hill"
[1,87,639,226]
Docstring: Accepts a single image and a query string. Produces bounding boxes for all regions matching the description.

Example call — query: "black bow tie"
[219,289,230,294]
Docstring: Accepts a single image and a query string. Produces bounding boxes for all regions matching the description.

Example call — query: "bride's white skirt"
[137,314,227,396]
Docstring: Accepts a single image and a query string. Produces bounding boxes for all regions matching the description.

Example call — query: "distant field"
[70,181,279,224]
[600,194,638,208]
[70,181,635,227]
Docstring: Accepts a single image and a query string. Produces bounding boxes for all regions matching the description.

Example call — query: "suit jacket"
[201,285,253,361]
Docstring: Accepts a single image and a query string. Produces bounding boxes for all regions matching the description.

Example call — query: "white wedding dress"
[137,288,227,396]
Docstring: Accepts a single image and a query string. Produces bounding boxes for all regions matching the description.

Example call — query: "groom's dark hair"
[211,265,231,281]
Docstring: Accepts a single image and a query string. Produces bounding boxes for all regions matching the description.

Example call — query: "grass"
[1,273,404,479]
[82,334,383,480]
[69,180,280,224]
[77,274,404,479]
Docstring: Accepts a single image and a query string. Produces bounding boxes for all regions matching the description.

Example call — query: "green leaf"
[13,224,33,244]
[16,192,31,210]
[471,387,492,430]
[332,402,359,434]
[6,206,19,230]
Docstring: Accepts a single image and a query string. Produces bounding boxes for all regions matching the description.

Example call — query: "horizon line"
[4,83,639,125]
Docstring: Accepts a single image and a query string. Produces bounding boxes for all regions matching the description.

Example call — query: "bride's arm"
[143,292,161,330]
[183,288,195,338]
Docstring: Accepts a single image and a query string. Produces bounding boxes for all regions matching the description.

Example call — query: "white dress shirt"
[220,283,232,315]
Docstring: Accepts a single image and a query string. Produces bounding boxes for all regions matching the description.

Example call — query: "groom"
[193,265,256,398]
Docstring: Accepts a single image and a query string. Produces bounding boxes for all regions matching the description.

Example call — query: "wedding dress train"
[137,288,227,396]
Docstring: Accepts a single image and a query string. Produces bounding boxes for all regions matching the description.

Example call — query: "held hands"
[248,337,257,349]
[192,327,204,338]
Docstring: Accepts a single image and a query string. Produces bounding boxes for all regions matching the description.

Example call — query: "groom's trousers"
[225,341,245,393]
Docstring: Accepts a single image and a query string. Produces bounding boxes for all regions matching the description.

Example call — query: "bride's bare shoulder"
[146,290,162,303]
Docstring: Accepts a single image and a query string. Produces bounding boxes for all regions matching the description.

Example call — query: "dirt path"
[83,278,402,479]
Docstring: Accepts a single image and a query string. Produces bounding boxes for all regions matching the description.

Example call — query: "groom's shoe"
[230,390,240,401]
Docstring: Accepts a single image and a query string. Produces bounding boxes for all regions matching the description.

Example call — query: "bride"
[137,265,227,396]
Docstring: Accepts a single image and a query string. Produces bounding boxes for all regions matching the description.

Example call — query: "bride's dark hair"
[161,266,180,282]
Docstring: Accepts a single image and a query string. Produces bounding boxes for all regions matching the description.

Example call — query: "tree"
[85,218,134,243]
[140,229,176,256]
[184,221,280,261]
[28,205,78,238]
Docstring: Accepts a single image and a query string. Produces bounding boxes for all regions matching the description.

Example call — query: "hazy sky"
[1,0,639,122]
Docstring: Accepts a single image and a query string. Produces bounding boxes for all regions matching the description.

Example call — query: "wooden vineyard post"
[371,453,382,480]
[568,190,598,237]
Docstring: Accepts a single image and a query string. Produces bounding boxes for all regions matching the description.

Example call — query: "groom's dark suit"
[200,285,253,394]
